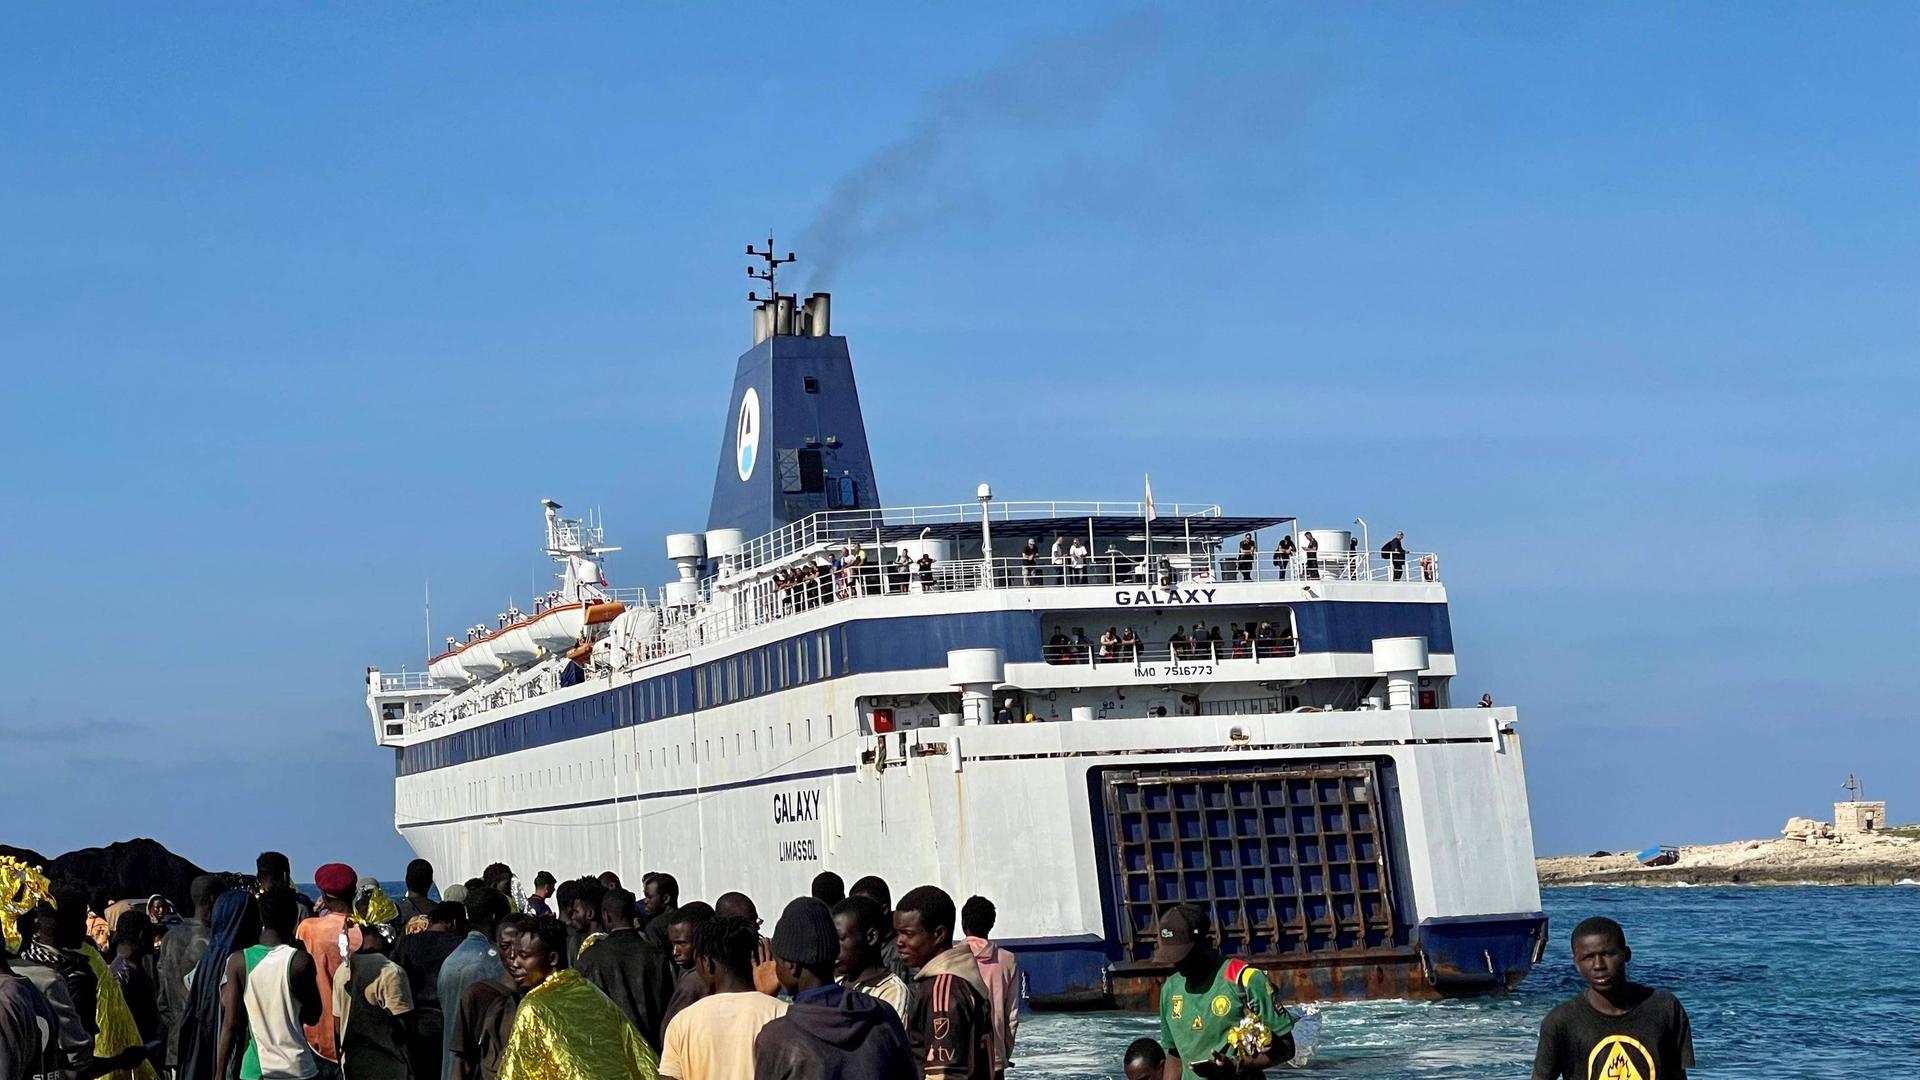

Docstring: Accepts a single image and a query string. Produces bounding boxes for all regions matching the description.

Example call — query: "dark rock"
[0,838,211,908]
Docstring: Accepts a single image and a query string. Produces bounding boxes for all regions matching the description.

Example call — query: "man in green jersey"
[1154,905,1293,1079]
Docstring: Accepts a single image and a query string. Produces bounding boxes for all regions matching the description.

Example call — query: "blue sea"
[1019,886,1920,1078]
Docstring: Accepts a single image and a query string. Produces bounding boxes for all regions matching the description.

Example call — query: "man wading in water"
[1532,917,1694,1080]
[1153,905,1293,1079]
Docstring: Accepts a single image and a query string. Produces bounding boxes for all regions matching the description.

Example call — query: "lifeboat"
[457,637,502,679]
[428,652,470,687]
[529,602,587,654]
[527,600,626,655]
[491,620,542,665]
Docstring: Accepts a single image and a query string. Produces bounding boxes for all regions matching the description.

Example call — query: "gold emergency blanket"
[84,944,160,1080]
[0,855,51,951]
[498,968,659,1080]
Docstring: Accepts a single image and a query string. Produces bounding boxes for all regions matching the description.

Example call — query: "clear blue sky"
[5,5,1915,880]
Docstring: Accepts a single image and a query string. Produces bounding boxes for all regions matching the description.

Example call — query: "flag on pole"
[1144,473,1158,522]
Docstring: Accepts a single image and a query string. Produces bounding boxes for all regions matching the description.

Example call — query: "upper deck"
[371,499,1445,739]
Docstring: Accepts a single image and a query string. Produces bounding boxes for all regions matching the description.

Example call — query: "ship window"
[827,714,833,737]
[828,477,858,509]
[787,722,793,744]
[804,376,819,393]
[806,717,812,741]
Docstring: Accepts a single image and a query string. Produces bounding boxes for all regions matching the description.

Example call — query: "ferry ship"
[363,247,1546,1005]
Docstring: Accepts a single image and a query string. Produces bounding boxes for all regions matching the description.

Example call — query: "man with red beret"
[296,862,364,1076]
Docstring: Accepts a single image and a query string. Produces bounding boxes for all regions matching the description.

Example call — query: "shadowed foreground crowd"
[0,854,1019,1080]
[2,850,1698,1080]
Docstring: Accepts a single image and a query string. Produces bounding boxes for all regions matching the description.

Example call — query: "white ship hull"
[380,589,1545,1003]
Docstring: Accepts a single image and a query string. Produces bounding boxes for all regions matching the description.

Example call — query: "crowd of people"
[0,854,1023,1080]
[1042,621,1298,666]
[2,850,1692,1080]
[762,527,1430,618]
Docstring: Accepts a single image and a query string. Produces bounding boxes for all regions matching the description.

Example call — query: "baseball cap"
[1152,904,1211,964]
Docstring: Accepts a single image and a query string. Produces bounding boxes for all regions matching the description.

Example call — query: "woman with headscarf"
[175,890,260,1080]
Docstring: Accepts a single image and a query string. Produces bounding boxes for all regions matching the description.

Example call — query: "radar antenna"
[746,234,796,305]
[1844,772,1864,801]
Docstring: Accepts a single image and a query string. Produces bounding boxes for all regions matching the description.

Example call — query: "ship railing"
[1040,639,1299,666]
[969,551,1440,588]
[648,549,1434,657]
[378,670,437,692]
[1195,695,1297,717]
[731,501,1228,574]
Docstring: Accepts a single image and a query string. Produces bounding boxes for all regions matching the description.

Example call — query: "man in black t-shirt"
[1532,916,1695,1080]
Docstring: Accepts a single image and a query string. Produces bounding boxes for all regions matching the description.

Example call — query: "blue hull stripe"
[399,764,858,830]
[398,604,1453,777]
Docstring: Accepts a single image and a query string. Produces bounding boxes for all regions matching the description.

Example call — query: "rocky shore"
[1538,826,1920,887]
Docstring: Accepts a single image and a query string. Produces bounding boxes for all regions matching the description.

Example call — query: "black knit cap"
[771,896,838,969]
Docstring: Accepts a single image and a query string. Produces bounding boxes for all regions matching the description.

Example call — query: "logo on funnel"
[736,386,760,481]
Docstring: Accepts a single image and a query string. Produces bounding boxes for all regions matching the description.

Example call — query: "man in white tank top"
[218,890,323,1080]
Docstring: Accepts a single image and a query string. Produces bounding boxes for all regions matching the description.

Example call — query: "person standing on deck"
[436,891,507,1080]
[1302,534,1319,580]
[293,864,362,1076]
[1531,917,1694,1080]
[216,889,321,1080]
[1381,531,1406,581]
[1237,533,1257,581]
[830,898,908,1020]
[1153,905,1293,1080]
[960,898,1018,1080]
[158,874,225,1079]
[894,887,992,1080]
[1272,535,1294,580]
[575,888,676,1053]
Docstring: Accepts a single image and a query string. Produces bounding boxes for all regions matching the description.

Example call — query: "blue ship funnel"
[706,293,882,539]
